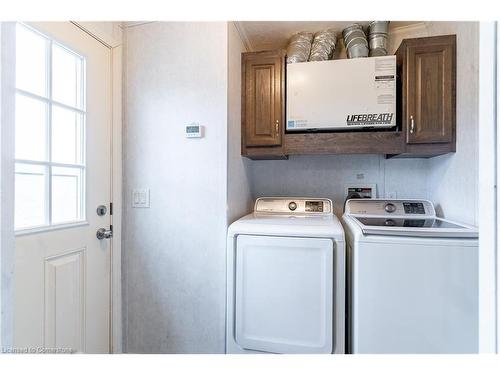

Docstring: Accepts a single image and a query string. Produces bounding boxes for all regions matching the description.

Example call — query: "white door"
[234,235,334,354]
[14,22,112,353]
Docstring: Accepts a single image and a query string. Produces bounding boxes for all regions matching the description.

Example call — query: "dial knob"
[384,203,396,213]
[288,201,297,211]
[385,219,396,226]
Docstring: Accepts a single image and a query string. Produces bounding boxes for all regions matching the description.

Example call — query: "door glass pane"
[52,43,84,109]
[15,23,87,231]
[15,163,48,229]
[51,166,83,224]
[16,24,48,97]
[51,106,84,164]
[15,94,48,161]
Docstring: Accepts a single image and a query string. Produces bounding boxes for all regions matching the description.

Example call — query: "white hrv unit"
[286,56,396,131]
[226,197,345,354]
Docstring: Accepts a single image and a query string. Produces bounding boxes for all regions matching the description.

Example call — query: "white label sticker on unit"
[375,58,396,74]
[373,58,396,107]
[377,94,395,105]
[375,78,395,91]
[374,57,396,95]
[287,119,308,129]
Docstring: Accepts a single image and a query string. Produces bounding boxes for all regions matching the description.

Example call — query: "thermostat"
[185,123,203,138]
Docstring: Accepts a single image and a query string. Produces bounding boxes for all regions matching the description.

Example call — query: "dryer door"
[234,235,334,353]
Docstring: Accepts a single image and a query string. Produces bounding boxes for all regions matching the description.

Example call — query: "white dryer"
[342,199,478,354]
[226,197,345,354]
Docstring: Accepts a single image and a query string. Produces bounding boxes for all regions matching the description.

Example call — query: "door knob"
[96,228,113,240]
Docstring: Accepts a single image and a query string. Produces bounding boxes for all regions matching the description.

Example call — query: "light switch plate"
[132,188,150,208]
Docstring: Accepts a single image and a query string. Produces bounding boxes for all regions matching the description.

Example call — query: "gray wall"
[121,21,479,354]
[389,22,479,225]
[227,23,253,224]
[122,22,229,353]
[249,22,479,225]
[426,23,479,225]
[248,155,429,217]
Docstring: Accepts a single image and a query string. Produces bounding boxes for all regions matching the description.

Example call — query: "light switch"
[132,189,150,208]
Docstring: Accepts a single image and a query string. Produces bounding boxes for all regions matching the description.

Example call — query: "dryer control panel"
[255,197,333,215]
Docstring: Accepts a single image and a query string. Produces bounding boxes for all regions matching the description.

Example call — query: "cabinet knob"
[275,120,279,134]
[410,115,415,134]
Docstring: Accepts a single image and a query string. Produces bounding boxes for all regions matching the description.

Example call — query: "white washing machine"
[342,199,478,354]
[226,197,345,354]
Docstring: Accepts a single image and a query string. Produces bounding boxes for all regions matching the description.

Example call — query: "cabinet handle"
[275,120,279,134]
[410,115,415,134]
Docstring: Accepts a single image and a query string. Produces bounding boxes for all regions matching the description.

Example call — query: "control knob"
[384,203,396,213]
[288,201,297,211]
[385,219,396,226]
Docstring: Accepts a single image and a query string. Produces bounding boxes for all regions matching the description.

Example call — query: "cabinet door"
[406,42,455,144]
[243,52,283,147]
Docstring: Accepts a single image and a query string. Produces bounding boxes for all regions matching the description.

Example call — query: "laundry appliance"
[226,197,345,354]
[342,199,478,353]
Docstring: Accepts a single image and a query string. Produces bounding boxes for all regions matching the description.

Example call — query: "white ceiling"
[235,21,422,51]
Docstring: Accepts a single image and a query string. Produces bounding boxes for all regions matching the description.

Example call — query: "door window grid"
[15,23,86,231]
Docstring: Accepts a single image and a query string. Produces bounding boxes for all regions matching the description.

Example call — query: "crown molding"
[390,21,428,35]
[233,21,252,52]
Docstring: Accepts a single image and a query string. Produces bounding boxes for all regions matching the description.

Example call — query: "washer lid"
[350,216,478,238]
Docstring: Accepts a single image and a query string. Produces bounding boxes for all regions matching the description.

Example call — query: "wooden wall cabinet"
[241,50,287,159]
[241,35,456,159]
[395,35,456,156]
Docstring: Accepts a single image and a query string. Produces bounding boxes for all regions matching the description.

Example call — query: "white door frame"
[110,41,123,355]
[496,21,500,354]
[0,21,123,353]
[478,21,498,353]
[73,21,123,354]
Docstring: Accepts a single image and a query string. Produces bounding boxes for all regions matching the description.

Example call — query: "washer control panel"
[255,197,333,215]
[403,202,426,214]
[345,199,435,217]
[305,200,324,213]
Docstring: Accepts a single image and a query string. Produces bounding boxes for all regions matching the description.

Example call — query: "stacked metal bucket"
[367,21,390,56]
[286,32,314,63]
[342,21,390,59]
[342,24,369,58]
[309,29,337,61]
[285,21,390,63]
[286,29,338,64]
